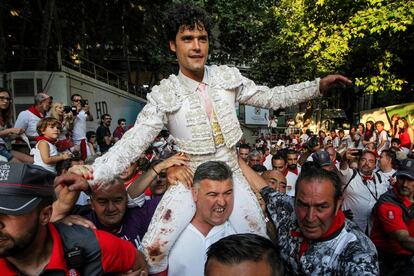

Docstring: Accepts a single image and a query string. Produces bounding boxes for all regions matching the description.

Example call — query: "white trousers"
[142,170,268,273]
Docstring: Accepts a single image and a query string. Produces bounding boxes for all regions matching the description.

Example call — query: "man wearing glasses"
[71,94,93,159]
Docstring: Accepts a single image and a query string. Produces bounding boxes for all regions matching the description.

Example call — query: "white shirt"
[376,168,396,189]
[340,168,388,234]
[14,110,42,138]
[263,154,273,170]
[285,170,298,197]
[376,130,389,154]
[168,221,236,276]
[31,140,58,173]
[72,110,88,143]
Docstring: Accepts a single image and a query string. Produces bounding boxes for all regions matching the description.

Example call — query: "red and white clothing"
[340,168,389,233]
[371,188,414,256]
[285,170,299,197]
[0,223,137,275]
[399,130,412,154]
[261,186,379,275]
[32,140,59,173]
[376,130,389,155]
[72,110,88,144]
[14,108,44,139]
[91,65,321,273]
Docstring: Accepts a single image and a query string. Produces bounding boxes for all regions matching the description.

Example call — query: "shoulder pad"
[209,65,243,89]
[147,75,183,113]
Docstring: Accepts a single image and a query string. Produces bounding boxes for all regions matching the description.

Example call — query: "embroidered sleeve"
[236,76,320,110]
[260,186,295,228]
[92,101,166,185]
[338,238,379,275]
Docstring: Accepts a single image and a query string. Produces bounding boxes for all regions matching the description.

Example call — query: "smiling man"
[167,161,236,276]
[240,159,379,275]
[81,3,352,272]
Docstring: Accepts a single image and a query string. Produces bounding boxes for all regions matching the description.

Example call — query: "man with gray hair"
[248,149,263,167]
[14,92,52,144]
[166,161,237,276]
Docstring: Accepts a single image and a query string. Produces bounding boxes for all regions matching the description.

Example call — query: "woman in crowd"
[0,87,33,163]
[363,120,377,147]
[395,117,413,154]
[49,102,74,152]
[350,126,362,149]
[86,130,98,157]
[388,114,400,139]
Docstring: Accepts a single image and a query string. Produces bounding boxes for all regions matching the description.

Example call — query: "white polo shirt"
[168,221,236,276]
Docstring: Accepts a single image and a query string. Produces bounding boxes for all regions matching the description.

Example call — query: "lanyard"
[359,172,378,200]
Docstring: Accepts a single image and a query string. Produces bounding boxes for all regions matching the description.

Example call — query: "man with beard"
[286,149,300,175]
[96,113,114,153]
[0,163,147,275]
[371,159,414,274]
[340,149,389,234]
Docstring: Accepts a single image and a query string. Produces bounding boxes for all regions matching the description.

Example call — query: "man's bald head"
[262,170,287,194]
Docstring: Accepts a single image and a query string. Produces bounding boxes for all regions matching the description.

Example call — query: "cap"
[312,150,332,167]
[0,162,55,215]
[34,92,52,104]
[396,159,414,180]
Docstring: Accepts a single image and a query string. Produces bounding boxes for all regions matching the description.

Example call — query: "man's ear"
[169,40,176,53]
[40,205,53,225]
[191,188,198,202]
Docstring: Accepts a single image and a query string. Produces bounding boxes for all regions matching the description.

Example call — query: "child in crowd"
[32,117,72,173]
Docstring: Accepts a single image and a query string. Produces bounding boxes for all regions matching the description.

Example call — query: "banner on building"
[245,105,269,125]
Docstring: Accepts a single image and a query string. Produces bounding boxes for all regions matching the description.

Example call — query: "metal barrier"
[58,48,149,98]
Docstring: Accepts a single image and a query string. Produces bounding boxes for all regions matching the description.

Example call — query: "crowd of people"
[1,3,413,276]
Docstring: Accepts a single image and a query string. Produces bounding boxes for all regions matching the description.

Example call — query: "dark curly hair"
[164,3,212,42]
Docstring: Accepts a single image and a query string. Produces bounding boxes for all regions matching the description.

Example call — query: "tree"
[251,0,414,96]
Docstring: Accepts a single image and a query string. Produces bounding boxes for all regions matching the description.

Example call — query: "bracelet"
[151,166,159,175]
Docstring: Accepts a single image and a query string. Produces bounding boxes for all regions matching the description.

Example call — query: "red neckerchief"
[290,167,299,175]
[283,168,289,177]
[36,135,58,145]
[362,174,374,182]
[295,210,345,259]
[27,105,45,119]
[333,159,337,165]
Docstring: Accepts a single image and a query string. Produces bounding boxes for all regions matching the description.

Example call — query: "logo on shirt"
[67,269,80,276]
[0,163,10,181]
[387,210,395,220]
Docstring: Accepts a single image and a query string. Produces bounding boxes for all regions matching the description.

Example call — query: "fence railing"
[58,48,149,99]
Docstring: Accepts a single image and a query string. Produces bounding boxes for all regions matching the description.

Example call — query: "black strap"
[342,169,358,192]
[54,223,104,275]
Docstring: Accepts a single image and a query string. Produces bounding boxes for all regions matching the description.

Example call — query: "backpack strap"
[54,223,104,275]
[375,171,383,183]
[343,169,358,193]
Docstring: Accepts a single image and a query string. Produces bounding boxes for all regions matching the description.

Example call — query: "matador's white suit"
[92,65,320,273]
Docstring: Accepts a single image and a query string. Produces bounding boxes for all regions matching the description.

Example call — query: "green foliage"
[248,0,414,94]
